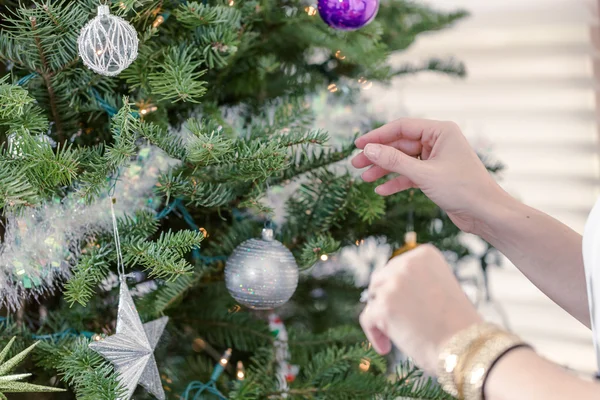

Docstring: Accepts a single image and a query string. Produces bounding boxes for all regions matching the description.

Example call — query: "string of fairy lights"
[180,348,245,400]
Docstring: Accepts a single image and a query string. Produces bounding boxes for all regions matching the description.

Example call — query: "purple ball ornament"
[317,0,379,31]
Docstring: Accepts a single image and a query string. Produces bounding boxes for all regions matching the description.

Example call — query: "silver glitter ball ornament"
[78,5,139,76]
[225,228,299,310]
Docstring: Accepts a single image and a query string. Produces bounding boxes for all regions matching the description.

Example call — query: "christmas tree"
[0,0,473,399]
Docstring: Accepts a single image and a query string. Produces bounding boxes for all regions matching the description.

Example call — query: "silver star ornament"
[89,280,168,400]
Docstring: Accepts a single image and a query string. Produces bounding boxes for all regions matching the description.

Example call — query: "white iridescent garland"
[0,147,178,311]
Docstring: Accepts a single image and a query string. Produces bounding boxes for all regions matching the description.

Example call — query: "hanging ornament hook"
[263,180,275,240]
[407,189,415,233]
[109,197,126,280]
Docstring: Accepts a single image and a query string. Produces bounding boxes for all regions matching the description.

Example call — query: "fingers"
[361,165,388,182]
[355,118,442,149]
[360,304,392,355]
[352,152,376,169]
[352,138,422,169]
[375,175,414,196]
[362,144,425,179]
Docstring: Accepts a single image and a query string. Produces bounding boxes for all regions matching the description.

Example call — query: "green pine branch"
[348,181,386,223]
[175,2,243,68]
[185,307,274,352]
[0,76,36,119]
[64,210,161,307]
[35,337,125,400]
[229,347,279,399]
[248,98,316,138]
[0,161,39,208]
[185,118,236,166]
[389,361,455,399]
[64,246,111,308]
[175,2,242,28]
[156,173,238,207]
[298,234,341,269]
[123,229,204,281]
[276,141,356,182]
[77,99,139,201]
[148,46,208,103]
[138,121,188,160]
[137,267,207,318]
[285,171,353,236]
[203,218,261,257]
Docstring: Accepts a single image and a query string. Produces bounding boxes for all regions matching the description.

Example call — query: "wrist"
[469,185,518,238]
[433,314,484,370]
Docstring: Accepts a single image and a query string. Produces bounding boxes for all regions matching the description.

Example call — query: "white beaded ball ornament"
[225,228,299,310]
[78,5,139,77]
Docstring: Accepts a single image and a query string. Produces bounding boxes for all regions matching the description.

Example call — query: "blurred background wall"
[366,0,599,374]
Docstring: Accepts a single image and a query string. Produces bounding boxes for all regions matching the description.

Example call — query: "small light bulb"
[119,2,126,9]
[219,348,232,366]
[96,49,104,56]
[327,83,338,93]
[335,50,346,60]
[320,254,328,261]
[192,338,205,352]
[236,361,245,380]
[359,358,371,372]
[152,15,165,28]
[140,109,148,115]
[229,0,235,5]
[305,6,317,16]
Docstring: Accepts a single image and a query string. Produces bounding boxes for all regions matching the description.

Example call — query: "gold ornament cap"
[390,231,419,259]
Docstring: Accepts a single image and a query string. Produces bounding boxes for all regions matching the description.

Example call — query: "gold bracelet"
[454,329,503,398]
[436,322,502,397]
[461,331,530,400]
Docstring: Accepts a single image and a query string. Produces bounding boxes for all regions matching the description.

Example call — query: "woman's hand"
[359,244,482,373]
[352,118,510,234]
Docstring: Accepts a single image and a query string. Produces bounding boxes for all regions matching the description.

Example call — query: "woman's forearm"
[485,347,600,400]
[475,193,590,327]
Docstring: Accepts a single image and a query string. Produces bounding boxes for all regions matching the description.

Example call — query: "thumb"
[364,143,424,179]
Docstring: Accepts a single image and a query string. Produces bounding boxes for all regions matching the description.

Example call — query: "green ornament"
[0,337,65,399]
